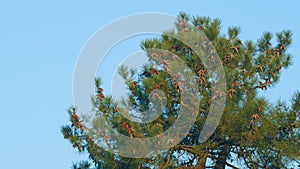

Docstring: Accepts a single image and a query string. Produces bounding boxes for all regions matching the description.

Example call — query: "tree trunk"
[215,143,229,169]
[215,154,226,169]
[193,152,207,169]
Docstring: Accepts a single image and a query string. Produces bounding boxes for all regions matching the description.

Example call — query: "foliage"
[61,12,300,169]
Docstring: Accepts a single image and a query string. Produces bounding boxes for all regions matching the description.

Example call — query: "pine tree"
[61,12,300,169]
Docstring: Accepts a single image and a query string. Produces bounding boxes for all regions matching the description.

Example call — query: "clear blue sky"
[1,1,300,168]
